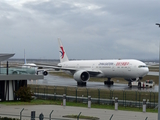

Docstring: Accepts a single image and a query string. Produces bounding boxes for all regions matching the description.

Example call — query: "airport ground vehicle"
[131,80,155,88]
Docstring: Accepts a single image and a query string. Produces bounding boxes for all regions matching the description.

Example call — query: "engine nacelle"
[12,71,18,74]
[43,71,48,76]
[73,70,90,82]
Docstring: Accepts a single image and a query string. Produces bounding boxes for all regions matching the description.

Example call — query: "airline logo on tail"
[60,46,65,59]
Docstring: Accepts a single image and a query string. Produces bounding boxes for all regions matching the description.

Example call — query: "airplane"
[21,50,48,76]
[0,53,37,75]
[1,63,36,75]
[56,39,149,87]
[39,39,149,87]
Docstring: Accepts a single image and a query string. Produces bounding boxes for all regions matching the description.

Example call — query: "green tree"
[15,86,33,102]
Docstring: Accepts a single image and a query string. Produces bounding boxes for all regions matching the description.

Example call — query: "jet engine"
[43,71,48,76]
[73,70,90,82]
[12,71,18,74]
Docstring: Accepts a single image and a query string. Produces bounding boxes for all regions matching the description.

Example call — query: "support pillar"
[115,97,118,111]
[143,99,146,113]
[88,96,91,108]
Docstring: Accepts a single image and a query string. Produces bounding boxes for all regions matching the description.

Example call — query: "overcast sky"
[0,0,160,60]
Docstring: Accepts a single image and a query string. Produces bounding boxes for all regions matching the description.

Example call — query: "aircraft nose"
[144,67,149,76]
[139,67,149,77]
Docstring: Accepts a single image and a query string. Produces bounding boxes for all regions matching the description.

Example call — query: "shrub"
[0,117,19,120]
[15,86,33,102]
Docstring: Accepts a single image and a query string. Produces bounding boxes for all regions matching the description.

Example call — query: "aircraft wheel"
[104,81,107,85]
[83,82,86,86]
[128,81,132,88]
[77,82,86,87]
[111,81,114,85]
[104,80,113,85]
[77,82,81,86]
[104,81,109,85]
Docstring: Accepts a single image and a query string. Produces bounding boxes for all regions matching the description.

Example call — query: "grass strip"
[0,99,158,113]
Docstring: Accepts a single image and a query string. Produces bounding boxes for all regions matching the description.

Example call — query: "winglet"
[58,38,69,63]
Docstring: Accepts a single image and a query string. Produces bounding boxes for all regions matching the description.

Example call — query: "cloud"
[0,0,159,60]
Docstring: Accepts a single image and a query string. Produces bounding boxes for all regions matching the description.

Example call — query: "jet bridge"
[0,74,43,101]
[0,54,44,101]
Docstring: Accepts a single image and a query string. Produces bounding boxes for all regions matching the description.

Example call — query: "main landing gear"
[77,82,86,87]
[104,78,114,86]
[128,81,132,88]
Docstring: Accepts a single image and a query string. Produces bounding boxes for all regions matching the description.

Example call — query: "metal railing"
[0,108,150,120]
[29,85,158,108]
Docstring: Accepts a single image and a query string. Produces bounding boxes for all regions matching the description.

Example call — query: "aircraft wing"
[35,65,61,71]
[86,69,103,76]
[54,67,102,76]
[36,68,55,72]
[35,65,102,76]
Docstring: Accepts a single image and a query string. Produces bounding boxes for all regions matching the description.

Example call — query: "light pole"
[156,23,160,120]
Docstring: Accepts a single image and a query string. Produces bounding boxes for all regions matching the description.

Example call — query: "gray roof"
[0,54,15,61]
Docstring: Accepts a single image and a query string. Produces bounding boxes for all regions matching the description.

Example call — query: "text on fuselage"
[98,62,114,66]
[116,62,129,66]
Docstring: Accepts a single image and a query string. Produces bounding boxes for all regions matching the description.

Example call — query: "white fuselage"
[22,63,38,73]
[58,59,149,81]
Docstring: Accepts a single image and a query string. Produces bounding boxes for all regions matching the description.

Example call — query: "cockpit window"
[138,65,147,68]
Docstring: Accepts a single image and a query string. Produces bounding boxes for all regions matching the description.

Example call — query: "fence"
[0,108,77,120]
[0,107,151,120]
[29,85,158,108]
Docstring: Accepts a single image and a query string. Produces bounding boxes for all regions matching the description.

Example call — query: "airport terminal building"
[0,54,43,101]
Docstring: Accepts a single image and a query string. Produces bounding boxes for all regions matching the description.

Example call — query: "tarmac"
[28,74,159,92]
[0,104,157,120]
